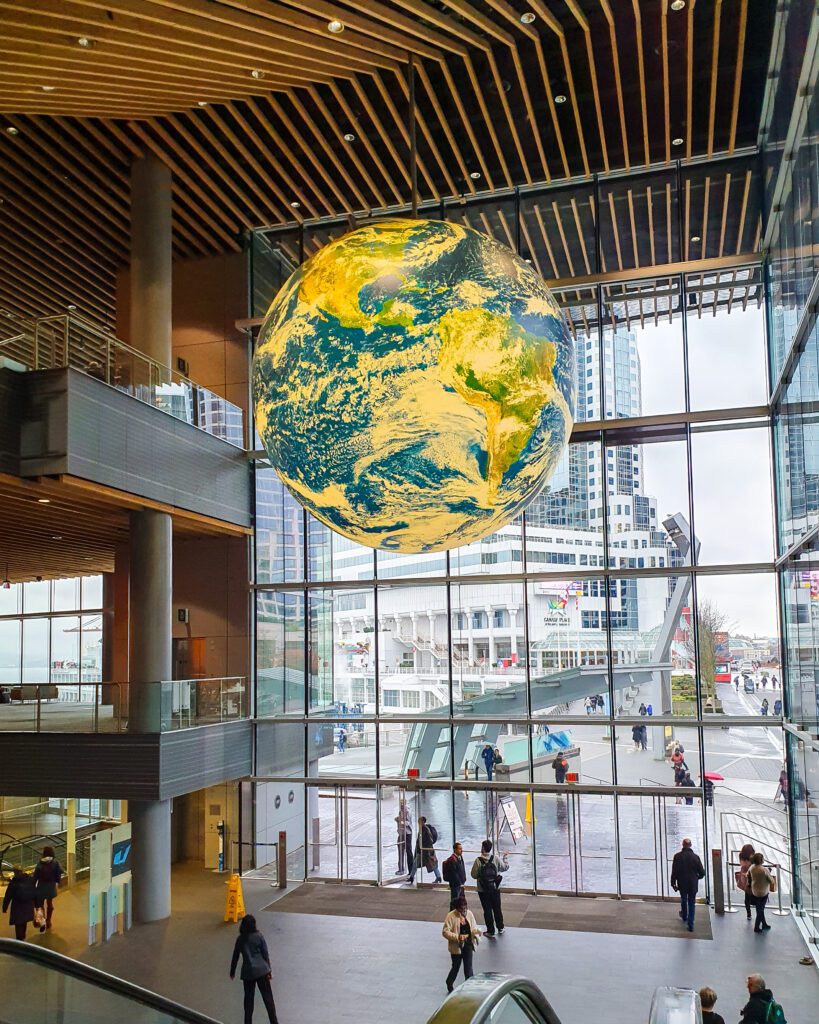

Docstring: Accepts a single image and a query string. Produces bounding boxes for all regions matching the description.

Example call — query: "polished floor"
[9,864,818,1024]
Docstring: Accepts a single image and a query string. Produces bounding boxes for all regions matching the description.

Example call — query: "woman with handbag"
[442,894,480,993]
[2,867,36,941]
[229,914,279,1024]
[748,853,775,933]
[33,846,63,932]
[736,843,755,921]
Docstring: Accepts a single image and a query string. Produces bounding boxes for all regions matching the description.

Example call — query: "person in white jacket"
[442,894,481,993]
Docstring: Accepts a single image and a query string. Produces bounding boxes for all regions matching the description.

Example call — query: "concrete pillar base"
[131,798,172,922]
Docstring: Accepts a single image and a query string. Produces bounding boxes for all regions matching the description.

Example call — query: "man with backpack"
[442,841,467,908]
[408,816,442,884]
[739,974,786,1024]
[470,839,508,937]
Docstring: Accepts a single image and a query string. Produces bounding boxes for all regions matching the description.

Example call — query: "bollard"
[711,849,726,914]
[278,830,287,889]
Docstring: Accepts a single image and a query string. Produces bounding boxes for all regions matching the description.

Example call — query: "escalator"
[426,974,701,1024]
[0,939,222,1023]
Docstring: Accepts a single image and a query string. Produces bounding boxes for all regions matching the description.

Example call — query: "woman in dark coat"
[2,867,36,940]
[33,846,63,932]
[229,914,279,1024]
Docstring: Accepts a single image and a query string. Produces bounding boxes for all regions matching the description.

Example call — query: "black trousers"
[13,922,27,941]
[243,976,278,1024]
[446,943,474,991]
[478,887,504,935]
[745,887,754,918]
[753,894,769,931]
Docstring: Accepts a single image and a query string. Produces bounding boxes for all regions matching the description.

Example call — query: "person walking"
[639,702,648,715]
[442,894,480,993]
[679,772,697,805]
[760,699,769,716]
[584,696,594,716]
[471,839,508,937]
[775,767,789,804]
[639,724,648,750]
[737,842,756,920]
[698,987,725,1024]
[442,842,467,908]
[739,975,786,1024]
[631,724,643,751]
[748,853,775,933]
[552,753,569,784]
[395,804,413,875]
[773,698,782,717]
[2,867,37,941]
[701,776,714,807]
[481,743,495,781]
[492,747,503,773]
[229,914,279,1024]
[670,837,705,932]
[408,816,442,883]
[32,846,63,932]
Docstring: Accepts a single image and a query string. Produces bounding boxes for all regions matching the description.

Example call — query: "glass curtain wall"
[765,0,819,944]
[249,155,783,900]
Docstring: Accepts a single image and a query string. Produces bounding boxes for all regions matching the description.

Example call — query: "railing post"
[93,682,99,733]
[36,685,41,732]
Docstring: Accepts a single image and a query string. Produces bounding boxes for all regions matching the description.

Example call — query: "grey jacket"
[470,853,508,893]
[230,930,271,981]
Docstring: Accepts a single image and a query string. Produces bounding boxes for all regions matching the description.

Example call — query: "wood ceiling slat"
[719,173,732,257]
[563,0,608,173]
[707,0,724,158]
[369,70,441,201]
[599,1,630,170]
[570,198,591,276]
[379,0,482,54]
[0,240,113,313]
[661,0,671,164]
[647,186,656,268]
[463,53,513,188]
[728,0,749,153]
[631,0,651,166]
[327,81,403,206]
[346,78,413,200]
[437,60,492,190]
[701,175,711,260]
[686,0,696,160]
[736,169,753,255]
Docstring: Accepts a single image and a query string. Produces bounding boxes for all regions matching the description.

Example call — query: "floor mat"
[265,884,713,940]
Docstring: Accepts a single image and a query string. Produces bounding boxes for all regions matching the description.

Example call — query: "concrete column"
[130,157,172,366]
[129,509,172,921]
[130,799,172,922]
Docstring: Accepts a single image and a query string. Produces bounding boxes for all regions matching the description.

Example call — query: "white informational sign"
[498,795,527,843]
[88,822,132,945]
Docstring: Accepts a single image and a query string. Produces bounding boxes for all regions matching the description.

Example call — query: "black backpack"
[479,856,499,888]
[427,824,438,844]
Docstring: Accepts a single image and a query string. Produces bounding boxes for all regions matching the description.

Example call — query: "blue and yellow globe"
[253,218,575,553]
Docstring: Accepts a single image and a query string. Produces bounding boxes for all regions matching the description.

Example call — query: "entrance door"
[307,785,378,882]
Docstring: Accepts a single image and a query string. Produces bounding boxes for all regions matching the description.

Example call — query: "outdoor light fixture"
[343,132,355,142]
[327,19,344,34]
[520,11,536,23]
[672,137,684,146]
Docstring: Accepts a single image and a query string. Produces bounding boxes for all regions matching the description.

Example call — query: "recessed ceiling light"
[197,101,208,107]
[77,36,92,47]
[525,258,532,264]
[690,235,701,243]
[251,69,265,79]
[67,304,77,311]
[470,171,481,180]
[37,498,50,504]
[805,220,812,227]
[671,0,686,10]
[672,137,684,146]
[41,85,55,92]
[290,201,300,208]
[343,133,355,142]
[5,126,19,136]
[327,19,344,34]
[52,535,62,541]
[520,11,536,23]
[554,94,567,104]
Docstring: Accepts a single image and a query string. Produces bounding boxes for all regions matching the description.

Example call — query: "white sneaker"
[498,928,505,934]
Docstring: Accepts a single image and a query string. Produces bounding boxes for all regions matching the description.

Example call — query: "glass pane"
[80,615,103,682]
[23,579,50,614]
[690,426,774,565]
[533,790,573,892]
[307,516,375,582]
[255,467,305,585]
[449,516,523,577]
[308,721,376,778]
[52,577,80,612]
[686,267,767,411]
[81,575,103,610]
[602,277,685,417]
[377,583,448,716]
[0,582,22,616]
[532,721,612,785]
[451,583,526,716]
[576,793,617,893]
[257,591,305,717]
[550,287,599,424]
[50,615,80,683]
[308,588,374,716]
[0,618,21,687]
[22,617,49,682]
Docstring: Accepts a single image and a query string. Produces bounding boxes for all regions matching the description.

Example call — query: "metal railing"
[31,314,244,448]
[0,678,247,733]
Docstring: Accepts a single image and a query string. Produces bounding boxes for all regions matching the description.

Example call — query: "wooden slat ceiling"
[0,0,774,336]
[0,472,250,584]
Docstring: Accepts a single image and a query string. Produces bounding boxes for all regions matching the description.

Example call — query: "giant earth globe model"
[253,218,576,553]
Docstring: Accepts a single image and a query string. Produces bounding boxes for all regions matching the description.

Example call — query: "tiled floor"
[9,864,819,1024]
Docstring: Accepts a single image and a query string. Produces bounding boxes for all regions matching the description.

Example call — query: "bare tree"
[685,599,730,708]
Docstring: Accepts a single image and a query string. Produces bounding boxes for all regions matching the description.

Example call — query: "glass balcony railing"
[23,314,244,448]
[0,938,221,1024]
[0,677,247,733]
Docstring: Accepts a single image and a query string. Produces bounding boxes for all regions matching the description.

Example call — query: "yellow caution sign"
[224,873,245,923]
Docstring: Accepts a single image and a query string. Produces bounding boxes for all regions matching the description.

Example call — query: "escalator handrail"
[0,938,223,1024]
[426,973,562,1024]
